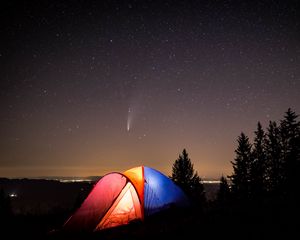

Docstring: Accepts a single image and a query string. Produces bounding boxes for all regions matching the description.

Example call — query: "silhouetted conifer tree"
[250,122,267,198]
[229,133,252,199]
[217,175,231,203]
[280,108,300,198]
[265,121,283,195]
[171,149,206,205]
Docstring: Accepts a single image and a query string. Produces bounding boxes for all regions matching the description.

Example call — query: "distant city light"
[202,180,221,184]
[9,193,17,198]
[59,179,92,183]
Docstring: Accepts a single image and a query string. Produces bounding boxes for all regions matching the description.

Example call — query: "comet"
[127,118,130,131]
[127,108,132,132]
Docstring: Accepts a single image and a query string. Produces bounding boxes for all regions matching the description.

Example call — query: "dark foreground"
[0,178,298,240]
[1,200,298,240]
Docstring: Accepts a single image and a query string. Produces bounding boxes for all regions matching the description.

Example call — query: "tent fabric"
[144,166,189,216]
[123,166,144,212]
[64,166,189,232]
[95,182,142,230]
[64,173,127,232]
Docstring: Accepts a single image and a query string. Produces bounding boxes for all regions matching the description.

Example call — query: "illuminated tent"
[64,166,189,232]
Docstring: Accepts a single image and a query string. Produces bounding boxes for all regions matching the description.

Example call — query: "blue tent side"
[143,166,189,216]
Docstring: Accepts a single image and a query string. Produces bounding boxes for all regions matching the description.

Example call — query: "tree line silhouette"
[169,108,300,239]
[171,108,300,205]
[229,108,300,202]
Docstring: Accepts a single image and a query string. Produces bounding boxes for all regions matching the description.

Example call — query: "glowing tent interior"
[63,166,189,232]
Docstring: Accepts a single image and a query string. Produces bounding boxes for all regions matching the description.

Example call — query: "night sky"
[1,0,299,178]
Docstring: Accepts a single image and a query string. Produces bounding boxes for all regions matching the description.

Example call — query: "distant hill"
[203,182,219,201]
[0,178,94,215]
[0,177,219,215]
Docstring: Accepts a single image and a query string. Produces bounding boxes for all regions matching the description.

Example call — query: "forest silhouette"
[0,108,299,239]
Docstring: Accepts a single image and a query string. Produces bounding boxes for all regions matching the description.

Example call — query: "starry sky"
[1,0,299,178]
